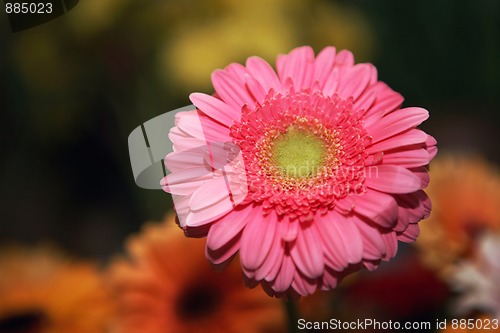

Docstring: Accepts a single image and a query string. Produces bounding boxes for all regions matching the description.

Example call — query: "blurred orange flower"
[0,246,113,333]
[108,213,285,333]
[417,155,500,276]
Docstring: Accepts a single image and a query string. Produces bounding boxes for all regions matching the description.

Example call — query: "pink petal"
[321,268,340,290]
[322,68,340,97]
[239,207,278,270]
[245,56,281,93]
[367,107,429,144]
[353,217,387,260]
[276,46,315,89]
[365,164,422,194]
[381,232,398,260]
[382,148,431,168]
[254,230,284,281]
[363,260,380,271]
[337,64,374,101]
[410,166,431,188]
[206,235,240,265]
[206,205,253,251]
[291,271,317,296]
[316,211,363,265]
[363,84,404,128]
[272,254,295,293]
[365,129,429,154]
[244,73,267,103]
[224,63,248,81]
[280,216,300,242]
[425,135,438,160]
[397,223,420,243]
[352,190,398,228]
[313,46,336,87]
[189,93,239,127]
[289,223,324,279]
[335,49,355,68]
[212,69,255,109]
[354,88,377,113]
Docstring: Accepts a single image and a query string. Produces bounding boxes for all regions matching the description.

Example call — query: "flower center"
[271,126,326,178]
[230,89,369,220]
[175,284,221,320]
[0,310,48,333]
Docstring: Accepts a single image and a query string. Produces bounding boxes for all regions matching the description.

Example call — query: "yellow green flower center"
[271,126,326,178]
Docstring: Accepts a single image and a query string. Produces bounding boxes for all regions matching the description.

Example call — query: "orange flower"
[0,245,113,333]
[417,155,500,276]
[108,214,285,333]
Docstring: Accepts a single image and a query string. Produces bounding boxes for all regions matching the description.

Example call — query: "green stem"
[283,298,300,333]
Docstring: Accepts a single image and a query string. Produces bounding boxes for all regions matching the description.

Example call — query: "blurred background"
[1,0,499,331]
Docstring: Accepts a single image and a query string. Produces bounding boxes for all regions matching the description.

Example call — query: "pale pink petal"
[352,190,398,228]
[206,205,253,251]
[164,149,206,173]
[189,176,231,212]
[240,207,279,270]
[245,56,281,93]
[197,112,232,143]
[290,223,324,279]
[163,167,212,191]
[190,93,239,126]
[368,107,429,144]
[365,164,422,194]
[176,111,206,139]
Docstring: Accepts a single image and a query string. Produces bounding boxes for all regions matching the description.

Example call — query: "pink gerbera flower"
[161,46,437,297]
